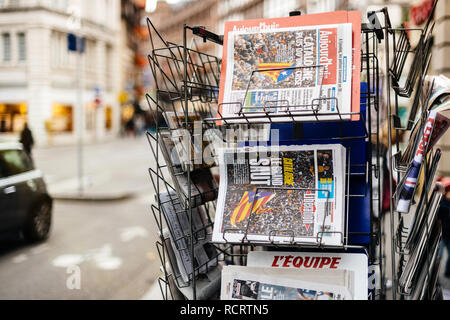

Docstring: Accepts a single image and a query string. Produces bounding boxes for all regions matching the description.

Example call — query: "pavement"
[33,135,153,201]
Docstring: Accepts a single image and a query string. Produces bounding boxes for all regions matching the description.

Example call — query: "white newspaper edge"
[246,251,368,300]
[220,266,354,300]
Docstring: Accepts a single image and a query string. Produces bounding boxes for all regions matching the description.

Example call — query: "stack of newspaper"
[395,75,450,298]
[220,251,369,300]
[161,228,223,300]
[159,191,223,293]
[212,144,346,246]
[399,184,444,297]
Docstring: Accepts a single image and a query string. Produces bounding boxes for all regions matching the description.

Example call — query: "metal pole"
[77,36,84,195]
[183,24,196,300]
[382,9,397,300]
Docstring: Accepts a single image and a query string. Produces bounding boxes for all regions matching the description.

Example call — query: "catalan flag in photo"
[230,191,275,226]
[258,62,296,83]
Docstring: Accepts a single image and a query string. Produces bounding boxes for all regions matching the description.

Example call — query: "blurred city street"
[0,136,162,299]
[0,0,450,303]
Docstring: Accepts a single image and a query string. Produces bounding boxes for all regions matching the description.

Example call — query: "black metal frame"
[370,0,443,300]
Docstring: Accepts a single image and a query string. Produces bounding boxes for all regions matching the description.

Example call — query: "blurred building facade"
[0,0,122,145]
[119,0,148,134]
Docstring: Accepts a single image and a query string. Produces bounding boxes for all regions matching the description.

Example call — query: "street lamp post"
[67,6,85,195]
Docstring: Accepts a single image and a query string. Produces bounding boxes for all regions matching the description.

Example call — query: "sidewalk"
[33,135,154,201]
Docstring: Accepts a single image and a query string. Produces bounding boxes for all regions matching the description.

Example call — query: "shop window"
[0,103,27,132]
[105,105,112,130]
[51,103,73,132]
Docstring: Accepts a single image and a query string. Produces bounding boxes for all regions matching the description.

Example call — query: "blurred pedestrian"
[125,117,135,137]
[19,122,34,158]
[437,177,450,278]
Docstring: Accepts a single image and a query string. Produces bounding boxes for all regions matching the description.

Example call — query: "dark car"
[0,142,52,242]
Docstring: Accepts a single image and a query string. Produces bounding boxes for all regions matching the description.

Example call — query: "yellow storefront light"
[19,103,27,114]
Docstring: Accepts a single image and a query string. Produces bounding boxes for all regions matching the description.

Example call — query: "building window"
[8,0,21,7]
[18,32,26,61]
[2,33,11,62]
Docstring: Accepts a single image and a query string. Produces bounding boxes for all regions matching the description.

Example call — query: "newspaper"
[157,131,218,207]
[160,191,220,283]
[246,251,367,300]
[396,109,450,213]
[221,266,354,300]
[404,150,441,250]
[409,224,442,300]
[162,111,212,172]
[212,144,346,245]
[399,186,443,292]
[161,228,223,300]
[217,12,361,124]
[424,75,450,110]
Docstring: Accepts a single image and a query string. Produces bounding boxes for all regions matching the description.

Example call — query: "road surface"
[0,136,163,299]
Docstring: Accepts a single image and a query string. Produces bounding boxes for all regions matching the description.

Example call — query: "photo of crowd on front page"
[212,145,345,245]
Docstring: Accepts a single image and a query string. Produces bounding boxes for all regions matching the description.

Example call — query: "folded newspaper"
[158,130,219,207]
[217,12,361,123]
[161,228,222,300]
[160,191,221,283]
[246,251,367,300]
[162,111,214,172]
[396,109,450,213]
[212,144,346,245]
[399,186,443,292]
[221,265,354,300]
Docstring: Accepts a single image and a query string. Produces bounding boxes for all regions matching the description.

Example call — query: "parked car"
[0,142,52,242]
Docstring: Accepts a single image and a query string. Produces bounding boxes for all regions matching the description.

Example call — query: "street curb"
[51,192,135,202]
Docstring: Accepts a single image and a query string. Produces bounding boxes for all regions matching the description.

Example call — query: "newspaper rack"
[369,3,444,300]
[144,3,443,301]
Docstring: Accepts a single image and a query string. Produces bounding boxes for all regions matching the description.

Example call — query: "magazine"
[212,144,346,245]
[160,191,220,283]
[221,266,354,300]
[246,251,367,300]
[217,11,361,124]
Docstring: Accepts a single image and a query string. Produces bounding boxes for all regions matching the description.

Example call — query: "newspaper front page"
[221,266,354,300]
[220,22,353,122]
[212,144,346,245]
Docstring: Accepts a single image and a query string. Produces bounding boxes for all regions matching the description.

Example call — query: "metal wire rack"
[143,3,442,301]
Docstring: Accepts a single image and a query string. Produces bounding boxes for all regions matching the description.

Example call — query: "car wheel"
[23,199,52,242]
